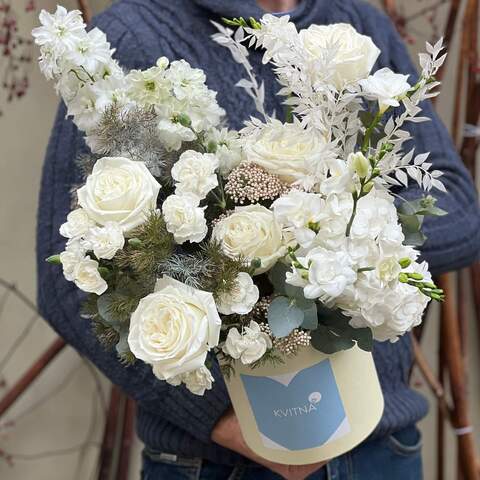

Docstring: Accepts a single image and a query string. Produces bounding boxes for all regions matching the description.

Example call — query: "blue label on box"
[240,359,350,451]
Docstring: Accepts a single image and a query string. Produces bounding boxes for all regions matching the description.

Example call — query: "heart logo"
[241,359,350,451]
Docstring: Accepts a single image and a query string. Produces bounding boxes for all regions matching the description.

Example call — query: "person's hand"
[212,409,328,480]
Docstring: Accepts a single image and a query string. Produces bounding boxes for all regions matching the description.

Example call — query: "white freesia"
[299,23,380,89]
[77,157,160,231]
[289,246,357,301]
[359,67,411,113]
[59,208,95,239]
[166,366,214,396]
[128,276,221,379]
[217,272,259,315]
[212,204,285,274]
[243,119,325,183]
[223,321,272,364]
[162,193,207,244]
[206,128,243,176]
[84,222,125,259]
[172,150,219,199]
[347,152,370,179]
[73,256,108,295]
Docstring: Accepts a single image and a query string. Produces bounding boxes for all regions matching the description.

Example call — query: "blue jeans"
[141,425,423,479]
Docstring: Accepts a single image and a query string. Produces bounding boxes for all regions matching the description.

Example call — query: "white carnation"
[84,222,125,259]
[172,150,219,199]
[161,193,207,244]
[359,67,411,113]
[59,239,86,281]
[223,321,272,364]
[59,208,95,239]
[217,272,259,315]
[73,256,108,295]
[166,366,214,396]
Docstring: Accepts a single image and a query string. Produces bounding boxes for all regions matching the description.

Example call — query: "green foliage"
[113,211,174,281]
[159,254,214,290]
[250,348,285,370]
[310,306,373,354]
[222,16,261,29]
[200,241,247,299]
[398,195,447,247]
[92,321,120,350]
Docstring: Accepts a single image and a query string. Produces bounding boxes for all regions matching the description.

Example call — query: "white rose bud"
[212,204,285,275]
[299,23,380,89]
[359,67,411,113]
[77,157,161,232]
[128,276,221,379]
[223,321,272,365]
[172,150,219,199]
[73,256,108,295]
[59,208,95,239]
[161,193,207,244]
[85,222,125,259]
[217,272,259,315]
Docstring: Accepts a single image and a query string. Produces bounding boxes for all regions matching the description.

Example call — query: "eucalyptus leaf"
[268,262,290,296]
[268,296,304,338]
[300,301,318,330]
[97,293,123,327]
[311,325,355,354]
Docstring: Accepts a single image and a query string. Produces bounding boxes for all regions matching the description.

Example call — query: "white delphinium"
[166,366,214,396]
[359,68,411,113]
[217,272,259,315]
[206,128,244,176]
[32,6,86,79]
[223,321,273,364]
[59,208,95,239]
[84,222,125,260]
[161,193,208,244]
[272,190,326,248]
[171,151,219,199]
[73,256,108,295]
[157,119,196,151]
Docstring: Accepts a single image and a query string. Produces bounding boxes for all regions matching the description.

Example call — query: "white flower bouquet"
[34,7,447,462]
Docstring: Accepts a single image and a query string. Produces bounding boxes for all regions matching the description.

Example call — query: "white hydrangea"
[171,150,219,199]
[161,193,207,244]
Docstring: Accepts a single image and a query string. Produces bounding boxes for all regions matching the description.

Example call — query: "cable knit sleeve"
[360,4,480,274]
[36,7,231,445]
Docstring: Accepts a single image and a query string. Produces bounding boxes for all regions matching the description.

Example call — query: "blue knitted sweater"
[37,0,480,465]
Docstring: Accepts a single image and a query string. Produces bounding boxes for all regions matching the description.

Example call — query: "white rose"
[73,256,108,295]
[59,208,95,239]
[161,193,207,244]
[299,23,380,89]
[293,246,357,301]
[77,157,161,232]
[243,119,325,183]
[172,150,219,199]
[84,222,125,259]
[212,204,285,275]
[157,119,196,151]
[166,366,214,396]
[60,239,87,281]
[359,67,411,113]
[223,321,272,364]
[128,276,221,379]
[217,272,259,315]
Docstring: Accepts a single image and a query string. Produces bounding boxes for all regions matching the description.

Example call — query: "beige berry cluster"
[259,323,311,356]
[225,163,289,204]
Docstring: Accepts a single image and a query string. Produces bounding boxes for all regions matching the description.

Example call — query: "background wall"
[0,1,478,479]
